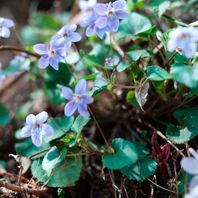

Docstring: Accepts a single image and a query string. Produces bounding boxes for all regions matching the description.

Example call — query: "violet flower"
[81,0,129,38]
[51,24,81,49]
[20,111,53,147]
[33,42,66,70]
[80,12,108,39]
[94,0,129,32]
[167,27,198,58]
[0,17,14,38]
[62,79,93,117]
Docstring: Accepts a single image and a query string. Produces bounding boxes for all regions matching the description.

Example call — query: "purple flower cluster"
[33,25,81,70]
[0,17,14,38]
[167,27,198,58]
[81,0,129,39]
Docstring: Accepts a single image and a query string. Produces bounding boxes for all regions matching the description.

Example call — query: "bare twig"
[0,45,39,58]
[0,180,48,196]
[88,107,109,147]
[147,178,176,194]
[29,147,51,159]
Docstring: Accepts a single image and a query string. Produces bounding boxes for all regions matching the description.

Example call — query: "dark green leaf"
[102,138,138,170]
[31,156,82,187]
[42,147,67,176]
[147,65,172,81]
[0,103,10,126]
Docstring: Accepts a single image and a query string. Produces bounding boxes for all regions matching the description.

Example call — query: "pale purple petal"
[94,3,108,15]
[189,176,198,191]
[33,44,48,55]
[20,126,32,137]
[181,157,198,174]
[108,17,119,32]
[80,13,93,27]
[49,57,59,70]
[26,114,36,125]
[41,124,53,136]
[31,129,42,147]
[86,24,96,37]
[182,42,196,58]
[75,79,87,95]
[95,17,108,29]
[38,56,49,69]
[2,18,14,28]
[62,87,74,100]
[0,27,10,38]
[189,148,198,160]
[36,111,48,124]
[78,103,90,116]
[67,24,77,32]
[69,32,81,42]
[186,184,198,198]
[96,28,106,39]
[81,95,94,104]
[64,101,78,116]
[112,0,126,10]
[115,10,129,19]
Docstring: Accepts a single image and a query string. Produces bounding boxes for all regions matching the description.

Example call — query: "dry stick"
[29,147,51,159]
[163,50,178,68]
[0,45,40,58]
[0,180,48,196]
[173,159,179,198]
[156,130,184,157]
[145,122,185,157]
[17,158,23,186]
[109,33,125,58]
[88,107,109,147]
[147,178,176,194]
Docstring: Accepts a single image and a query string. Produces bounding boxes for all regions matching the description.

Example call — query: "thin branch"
[163,50,178,68]
[0,180,48,196]
[147,178,176,194]
[88,107,109,147]
[0,45,40,58]
[144,121,185,157]
[29,147,51,159]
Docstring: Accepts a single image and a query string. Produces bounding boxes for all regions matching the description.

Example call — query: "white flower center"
[107,3,114,16]
[180,33,189,41]
[50,50,56,57]
[63,32,68,38]
[34,123,41,130]
[75,95,81,103]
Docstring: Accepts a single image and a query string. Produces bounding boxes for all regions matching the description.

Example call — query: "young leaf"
[71,115,90,134]
[102,138,138,170]
[166,108,198,144]
[147,65,172,81]
[117,12,152,39]
[42,147,67,176]
[121,157,157,182]
[121,143,157,182]
[31,156,82,187]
